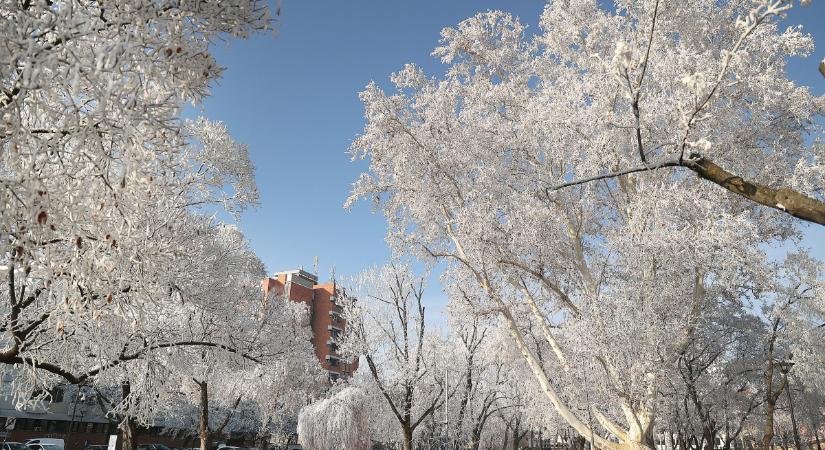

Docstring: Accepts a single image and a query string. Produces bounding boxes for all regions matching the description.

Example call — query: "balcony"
[327,324,342,332]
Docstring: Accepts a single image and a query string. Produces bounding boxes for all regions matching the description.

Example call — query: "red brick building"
[262,269,358,381]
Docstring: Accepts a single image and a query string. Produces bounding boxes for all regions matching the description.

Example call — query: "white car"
[24,440,64,450]
[27,444,61,450]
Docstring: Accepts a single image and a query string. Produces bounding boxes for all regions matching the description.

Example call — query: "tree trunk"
[779,430,789,450]
[402,424,413,450]
[457,357,472,438]
[512,421,521,450]
[763,397,776,449]
[497,306,633,450]
[198,381,210,450]
[120,417,137,450]
[471,429,482,450]
[119,383,138,450]
[255,425,270,450]
[702,425,716,450]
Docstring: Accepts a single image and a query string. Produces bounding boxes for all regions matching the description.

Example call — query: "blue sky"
[194,1,825,315]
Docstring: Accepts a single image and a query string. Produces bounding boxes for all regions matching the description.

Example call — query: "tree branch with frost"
[499,258,581,317]
[0,340,267,385]
[546,153,825,226]
[510,275,569,369]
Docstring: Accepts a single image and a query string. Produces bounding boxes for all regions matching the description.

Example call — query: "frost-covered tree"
[59,225,320,450]
[1,0,272,399]
[444,296,523,450]
[297,386,371,450]
[347,1,824,449]
[751,252,825,448]
[154,227,323,450]
[340,264,447,450]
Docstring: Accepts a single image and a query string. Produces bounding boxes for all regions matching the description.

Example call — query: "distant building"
[262,269,359,381]
[0,381,193,450]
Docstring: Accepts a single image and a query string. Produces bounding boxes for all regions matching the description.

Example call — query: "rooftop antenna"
[313,256,319,276]
[330,265,337,284]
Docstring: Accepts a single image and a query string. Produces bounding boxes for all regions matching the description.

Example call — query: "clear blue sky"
[194,1,825,314]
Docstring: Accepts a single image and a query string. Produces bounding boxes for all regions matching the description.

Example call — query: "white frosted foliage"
[297,387,371,450]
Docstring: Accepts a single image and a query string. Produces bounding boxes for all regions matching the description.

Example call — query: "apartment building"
[262,269,359,381]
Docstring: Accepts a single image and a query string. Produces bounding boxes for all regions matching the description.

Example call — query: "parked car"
[27,444,61,450]
[24,440,64,450]
[138,444,171,450]
[2,442,30,450]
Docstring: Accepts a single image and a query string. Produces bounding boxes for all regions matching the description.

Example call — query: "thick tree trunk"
[456,354,472,449]
[763,390,776,449]
[119,383,138,450]
[120,417,137,450]
[198,381,210,450]
[497,306,632,450]
[701,425,716,450]
[401,424,413,450]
